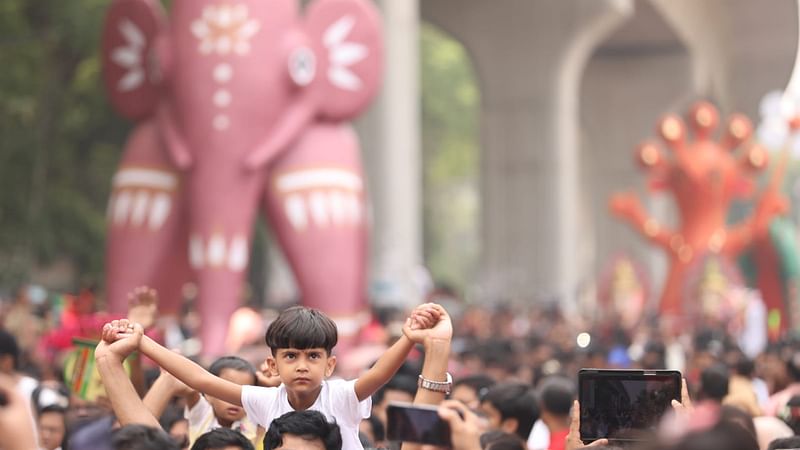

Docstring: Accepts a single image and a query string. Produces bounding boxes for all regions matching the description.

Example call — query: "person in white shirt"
[104,302,449,450]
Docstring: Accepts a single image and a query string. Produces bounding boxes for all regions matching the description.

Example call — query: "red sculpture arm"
[609,192,675,250]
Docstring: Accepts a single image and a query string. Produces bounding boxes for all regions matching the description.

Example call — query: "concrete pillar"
[423,0,632,307]
[355,0,423,307]
[649,0,733,109]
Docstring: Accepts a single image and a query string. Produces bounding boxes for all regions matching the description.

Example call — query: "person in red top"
[537,376,575,450]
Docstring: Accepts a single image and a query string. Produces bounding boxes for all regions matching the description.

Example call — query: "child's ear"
[266,357,278,375]
[325,355,336,377]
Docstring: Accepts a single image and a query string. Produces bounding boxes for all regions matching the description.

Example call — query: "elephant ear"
[305,0,384,121]
[101,0,167,121]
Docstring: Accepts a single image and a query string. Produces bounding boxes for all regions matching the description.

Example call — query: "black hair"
[660,420,758,450]
[481,382,539,440]
[719,405,756,438]
[0,329,19,370]
[265,306,338,355]
[208,356,257,384]
[264,410,342,450]
[699,364,729,402]
[768,436,800,450]
[191,428,254,450]
[159,404,188,434]
[372,374,417,405]
[112,424,180,450]
[454,374,496,401]
[537,376,575,416]
[367,415,385,442]
[479,430,526,450]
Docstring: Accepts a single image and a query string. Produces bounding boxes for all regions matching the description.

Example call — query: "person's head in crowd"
[479,430,527,450]
[66,394,114,429]
[206,356,257,427]
[38,405,67,450]
[479,382,539,441]
[358,414,385,449]
[371,372,417,426]
[655,420,758,450]
[452,374,496,410]
[0,329,20,374]
[767,435,800,450]
[160,404,190,449]
[191,428,254,450]
[264,410,342,450]
[718,405,756,438]
[641,341,667,370]
[480,340,517,381]
[264,307,338,395]
[112,424,180,450]
[698,364,729,403]
[537,375,574,437]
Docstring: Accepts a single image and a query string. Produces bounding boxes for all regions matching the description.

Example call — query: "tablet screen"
[579,370,681,441]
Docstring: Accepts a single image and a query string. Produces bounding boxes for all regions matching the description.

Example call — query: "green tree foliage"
[0,0,129,287]
[421,23,480,291]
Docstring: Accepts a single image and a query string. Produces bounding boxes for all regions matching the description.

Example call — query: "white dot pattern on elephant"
[213,114,230,130]
[214,64,233,83]
[214,89,232,107]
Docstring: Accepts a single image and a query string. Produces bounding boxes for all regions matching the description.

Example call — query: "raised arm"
[139,333,243,406]
[354,304,445,401]
[401,305,453,450]
[143,367,200,419]
[95,321,161,428]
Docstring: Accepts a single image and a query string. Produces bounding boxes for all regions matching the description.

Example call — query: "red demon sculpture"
[610,101,788,319]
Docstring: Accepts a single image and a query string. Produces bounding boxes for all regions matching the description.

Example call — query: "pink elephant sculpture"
[100,0,383,355]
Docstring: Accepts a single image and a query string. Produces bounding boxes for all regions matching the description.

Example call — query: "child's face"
[207,368,253,425]
[268,348,336,394]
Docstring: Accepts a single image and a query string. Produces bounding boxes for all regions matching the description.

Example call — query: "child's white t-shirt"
[241,379,371,450]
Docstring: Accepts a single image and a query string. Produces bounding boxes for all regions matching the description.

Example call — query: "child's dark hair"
[208,356,257,384]
[265,306,338,355]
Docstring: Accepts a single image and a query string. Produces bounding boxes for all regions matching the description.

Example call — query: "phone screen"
[579,369,681,442]
[386,403,452,446]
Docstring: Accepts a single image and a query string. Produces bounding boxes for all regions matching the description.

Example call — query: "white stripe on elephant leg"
[113,168,178,190]
[130,191,150,227]
[284,194,308,231]
[227,235,249,272]
[113,190,133,225]
[207,233,227,267]
[309,191,329,228]
[328,190,346,226]
[148,193,172,231]
[344,193,361,225]
[276,168,363,193]
[189,234,205,269]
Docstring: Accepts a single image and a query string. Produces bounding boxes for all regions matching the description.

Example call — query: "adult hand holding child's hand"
[96,318,143,361]
[403,303,452,345]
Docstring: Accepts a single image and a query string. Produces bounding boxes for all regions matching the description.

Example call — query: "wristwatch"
[417,372,453,395]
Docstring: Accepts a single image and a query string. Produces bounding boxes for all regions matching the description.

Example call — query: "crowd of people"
[0,282,799,450]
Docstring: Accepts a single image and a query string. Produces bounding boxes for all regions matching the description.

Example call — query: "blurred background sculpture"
[610,101,793,331]
[100,0,383,355]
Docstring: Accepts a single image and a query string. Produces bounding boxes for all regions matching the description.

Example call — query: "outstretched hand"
[671,378,693,416]
[127,286,158,330]
[403,303,453,345]
[566,400,609,450]
[97,318,143,361]
[437,400,485,450]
